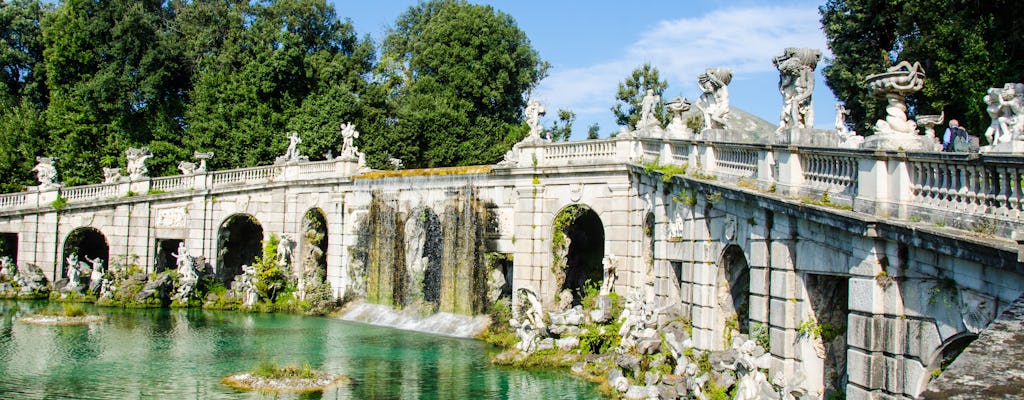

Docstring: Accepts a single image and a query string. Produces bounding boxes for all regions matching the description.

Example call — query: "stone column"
[766,214,802,378]
[773,147,805,197]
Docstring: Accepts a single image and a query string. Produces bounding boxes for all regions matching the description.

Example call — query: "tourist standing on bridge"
[942,119,969,152]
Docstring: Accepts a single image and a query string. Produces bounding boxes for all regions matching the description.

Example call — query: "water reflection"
[0,301,598,399]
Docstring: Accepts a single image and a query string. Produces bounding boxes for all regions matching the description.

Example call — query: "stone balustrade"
[2,133,1022,235]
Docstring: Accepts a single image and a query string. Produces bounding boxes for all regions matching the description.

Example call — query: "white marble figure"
[985,83,1024,146]
[388,158,404,170]
[0,256,13,278]
[193,151,213,173]
[599,254,617,296]
[125,147,153,180]
[240,264,259,307]
[664,96,692,137]
[774,48,821,133]
[509,288,547,353]
[178,161,197,175]
[340,122,360,158]
[697,67,733,129]
[32,157,58,188]
[636,89,661,129]
[277,235,294,270]
[64,253,82,292]
[86,256,105,293]
[173,243,198,301]
[525,100,546,141]
[865,61,925,136]
[285,131,302,161]
[102,167,123,183]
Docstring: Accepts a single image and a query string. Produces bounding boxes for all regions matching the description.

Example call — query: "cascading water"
[355,191,406,307]
[345,186,493,336]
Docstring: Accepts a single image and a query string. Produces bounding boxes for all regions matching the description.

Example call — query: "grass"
[253,360,316,380]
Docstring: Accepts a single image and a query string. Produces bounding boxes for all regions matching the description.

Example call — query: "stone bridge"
[1,133,1023,399]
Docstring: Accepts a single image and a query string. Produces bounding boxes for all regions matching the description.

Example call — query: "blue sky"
[331,1,838,139]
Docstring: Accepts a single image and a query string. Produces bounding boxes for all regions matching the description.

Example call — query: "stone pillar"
[766,214,802,379]
[773,147,804,197]
[756,146,776,191]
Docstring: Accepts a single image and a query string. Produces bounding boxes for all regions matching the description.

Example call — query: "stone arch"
[918,332,978,393]
[405,206,442,305]
[552,204,605,305]
[62,227,109,279]
[0,232,16,265]
[717,244,750,346]
[300,208,329,284]
[217,214,264,284]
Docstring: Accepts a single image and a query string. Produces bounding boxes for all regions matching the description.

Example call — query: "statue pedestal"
[860,133,940,152]
[774,128,837,147]
[983,140,1024,154]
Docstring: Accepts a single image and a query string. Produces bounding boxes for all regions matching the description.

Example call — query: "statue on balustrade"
[102,167,123,183]
[664,96,693,138]
[636,89,661,130]
[696,67,733,129]
[525,99,546,141]
[125,147,153,180]
[178,161,197,175]
[984,83,1024,147]
[340,122,360,159]
[32,157,58,189]
[194,151,213,173]
[773,48,821,133]
[276,131,308,164]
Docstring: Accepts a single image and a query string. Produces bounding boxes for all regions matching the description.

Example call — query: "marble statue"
[498,100,546,167]
[834,104,863,148]
[242,264,259,307]
[525,99,546,141]
[697,67,733,129]
[664,96,693,137]
[865,61,925,136]
[773,48,821,133]
[277,234,295,270]
[125,147,153,180]
[916,111,945,137]
[276,131,307,164]
[193,151,213,173]
[173,242,198,301]
[32,157,58,189]
[510,288,547,353]
[64,253,82,292]
[636,89,661,129]
[86,256,105,294]
[600,254,617,296]
[984,83,1024,147]
[178,161,197,175]
[388,158,404,170]
[102,167,123,183]
[340,122,360,158]
[0,256,12,277]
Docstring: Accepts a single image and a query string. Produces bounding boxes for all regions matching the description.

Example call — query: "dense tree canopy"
[821,0,1024,138]
[0,0,545,191]
[379,0,545,168]
[611,63,668,129]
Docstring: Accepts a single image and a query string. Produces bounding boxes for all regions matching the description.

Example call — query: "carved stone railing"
[150,175,192,193]
[800,150,859,200]
[909,154,1024,220]
[0,192,27,210]
[62,182,121,202]
[210,165,282,186]
[296,159,337,177]
[712,143,758,179]
[543,139,619,165]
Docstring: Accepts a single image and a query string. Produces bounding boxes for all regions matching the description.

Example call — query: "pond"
[0,301,599,399]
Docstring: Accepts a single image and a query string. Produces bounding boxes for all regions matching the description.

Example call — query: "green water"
[0,301,599,399]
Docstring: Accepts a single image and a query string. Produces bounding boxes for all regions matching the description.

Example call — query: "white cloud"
[534,5,832,134]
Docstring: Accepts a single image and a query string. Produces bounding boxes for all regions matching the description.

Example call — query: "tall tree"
[381,0,545,168]
[586,123,600,140]
[611,63,668,129]
[548,109,575,142]
[821,0,1024,137]
[0,0,50,192]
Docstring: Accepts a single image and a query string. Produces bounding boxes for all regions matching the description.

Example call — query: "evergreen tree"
[611,63,667,129]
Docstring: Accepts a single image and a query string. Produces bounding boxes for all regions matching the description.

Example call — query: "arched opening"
[405,207,443,305]
[154,239,184,273]
[553,204,605,305]
[0,233,17,266]
[62,227,109,279]
[718,244,750,346]
[921,332,978,391]
[217,214,264,285]
[301,208,328,283]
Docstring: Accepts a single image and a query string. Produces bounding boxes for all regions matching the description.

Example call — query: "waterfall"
[357,192,406,307]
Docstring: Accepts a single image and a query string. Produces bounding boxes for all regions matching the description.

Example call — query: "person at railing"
[942,119,970,152]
